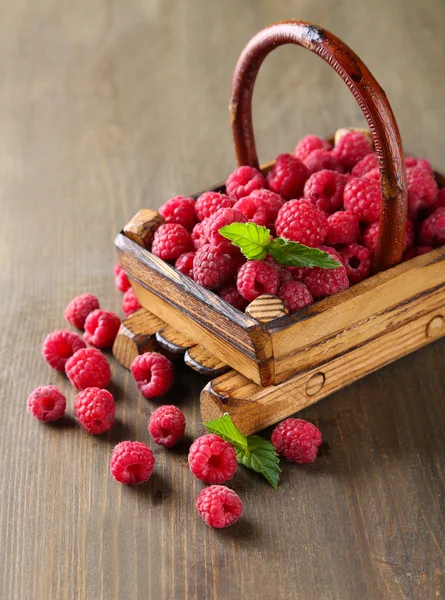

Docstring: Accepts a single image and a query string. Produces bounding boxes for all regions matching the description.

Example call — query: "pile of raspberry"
[147,131,444,316]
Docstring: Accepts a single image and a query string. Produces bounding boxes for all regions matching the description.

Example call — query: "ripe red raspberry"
[175,251,195,278]
[431,187,445,213]
[233,195,270,226]
[363,219,414,253]
[351,153,378,177]
[114,263,130,293]
[295,134,331,161]
[27,385,66,422]
[225,166,265,200]
[42,329,86,372]
[236,260,279,302]
[74,388,115,434]
[287,266,310,281]
[64,293,100,329]
[275,199,328,246]
[188,433,237,484]
[303,247,349,299]
[83,309,120,348]
[194,192,235,222]
[131,352,174,398]
[249,189,284,222]
[65,348,111,390]
[190,221,208,250]
[266,153,309,200]
[303,170,347,214]
[110,441,155,485]
[158,195,196,230]
[344,177,381,222]
[193,244,235,289]
[340,243,372,283]
[333,130,373,170]
[405,156,434,175]
[303,149,344,175]
[122,287,141,317]
[148,405,185,447]
[407,166,438,218]
[403,245,433,261]
[278,281,313,313]
[420,207,445,247]
[196,485,243,528]
[363,168,380,181]
[265,255,294,284]
[204,207,247,247]
[219,281,249,311]
[271,418,322,464]
[151,223,192,261]
[325,211,360,246]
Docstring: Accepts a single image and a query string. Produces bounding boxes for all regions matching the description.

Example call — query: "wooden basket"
[114,20,445,435]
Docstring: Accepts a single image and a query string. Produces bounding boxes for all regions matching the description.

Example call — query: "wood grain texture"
[112,308,164,369]
[1,1,445,599]
[123,209,164,249]
[184,346,230,377]
[245,294,288,323]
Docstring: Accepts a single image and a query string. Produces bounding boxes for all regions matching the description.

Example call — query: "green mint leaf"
[219,222,271,260]
[236,435,280,490]
[204,413,248,452]
[269,237,341,269]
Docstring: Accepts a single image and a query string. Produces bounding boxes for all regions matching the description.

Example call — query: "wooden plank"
[184,345,229,376]
[112,308,164,369]
[123,209,164,248]
[245,294,288,323]
[155,325,195,354]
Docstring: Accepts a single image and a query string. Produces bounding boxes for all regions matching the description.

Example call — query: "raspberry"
[249,189,284,222]
[363,168,380,181]
[131,352,174,398]
[225,166,265,200]
[278,281,313,313]
[420,207,445,247]
[204,207,247,247]
[287,266,310,281]
[114,264,130,293]
[193,244,235,289]
[294,134,331,161]
[271,418,322,464]
[303,247,349,299]
[304,149,344,175]
[265,256,294,284]
[431,187,445,213]
[64,293,100,329]
[122,287,141,317]
[343,177,381,222]
[175,252,195,278]
[83,309,121,348]
[333,130,373,170]
[151,223,192,261]
[158,195,196,230]
[42,329,86,372]
[233,195,270,226]
[148,405,185,447]
[219,281,249,311]
[351,153,378,177]
[275,199,328,246]
[325,211,360,246]
[74,388,115,434]
[403,245,432,261]
[196,485,243,528]
[194,192,235,222]
[65,348,111,390]
[236,260,279,302]
[110,441,155,485]
[27,385,66,422]
[266,153,309,200]
[407,166,438,218]
[340,243,372,283]
[405,156,434,175]
[304,170,347,214]
[188,433,237,484]
[191,221,208,250]
[363,220,414,253]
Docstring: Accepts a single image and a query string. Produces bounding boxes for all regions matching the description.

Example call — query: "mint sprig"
[219,222,271,261]
[204,413,248,452]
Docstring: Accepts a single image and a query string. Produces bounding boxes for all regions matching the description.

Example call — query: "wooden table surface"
[1,1,444,598]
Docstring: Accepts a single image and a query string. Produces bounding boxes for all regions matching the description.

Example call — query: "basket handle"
[230,20,407,273]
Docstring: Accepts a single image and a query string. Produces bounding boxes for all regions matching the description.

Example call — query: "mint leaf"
[269,237,341,269]
[204,413,248,452]
[236,436,280,490]
[219,222,271,260]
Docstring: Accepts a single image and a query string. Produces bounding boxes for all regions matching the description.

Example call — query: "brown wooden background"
[1,1,444,599]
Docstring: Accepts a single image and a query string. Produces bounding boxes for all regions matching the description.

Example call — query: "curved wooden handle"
[230,20,407,273]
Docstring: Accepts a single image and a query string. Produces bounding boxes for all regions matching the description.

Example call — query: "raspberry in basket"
[27,385,66,422]
[363,219,414,253]
[131,352,174,398]
[271,418,322,464]
[432,187,445,212]
[114,264,130,293]
[194,191,235,222]
[65,348,111,390]
[275,199,328,247]
[83,309,121,348]
[196,485,243,528]
[151,223,192,261]
[237,260,279,302]
[333,130,373,170]
[122,287,141,317]
[175,252,195,278]
[225,165,265,200]
[188,433,237,484]
[303,246,349,299]
[64,293,100,329]
[233,195,270,226]
[343,177,381,223]
[405,156,434,175]
[191,221,208,250]
[158,195,196,231]
[340,243,372,283]
[325,211,360,246]
[407,166,438,218]
[148,405,185,447]
[363,168,380,181]
[403,246,432,261]
[248,189,284,222]
[265,256,294,284]
[219,282,249,311]
[193,244,235,289]
[351,153,378,177]
[304,170,347,215]
[303,149,344,175]
[266,153,309,200]
[420,207,445,247]
[294,134,331,161]
[74,388,115,434]
[278,281,313,313]
[204,207,247,247]
[42,329,86,372]
[110,441,155,485]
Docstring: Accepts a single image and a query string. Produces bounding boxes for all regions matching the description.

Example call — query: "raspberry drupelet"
[122,287,142,317]
[225,166,265,200]
[193,244,235,289]
[194,192,235,222]
[343,177,382,223]
[236,260,279,302]
[266,153,309,200]
[271,418,322,464]
[275,199,328,247]
[64,293,100,329]
[131,352,174,398]
[188,434,237,484]
[110,441,155,485]
[65,348,111,390]
[83,309,121,348]
[175,252,195,278]
[27,385,66,422]
[333,130,373,170]
[304,170,347,215]
[74,388,115,434]
[303,149,344,175]
[151,223,192,261]
[420,207,445,247]
[158,195,196,231]
[340,243,373,283]
[42,329,86,372]
[325,211,360,246]
[196,485,243,528]
[278,281,313,313]
[114,264,130,293]
[148,405,185,448]
[294,134,332,161]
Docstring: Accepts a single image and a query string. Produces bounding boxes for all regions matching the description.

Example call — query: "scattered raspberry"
[188,433,237,484]
[65,347,111,390]
[275,199,328,246]
[343,177,381,222]
[407,166,438,218]
[148,405,185,447]
[303,247,349,299]
[42,329,86,372]
[403,245,432,261]
[110,441,155,485]
[233,195,270,226]
[278,281,313,313]
[191,221,208,250]
[249,189,284,223]
[64,293,100,329]
[194,192,235,222]
[74,388,115,434]
[351,153,378,177]
[151,223,192,261]
[158,195,196,230]
[131,352,174,398]
[225,166,265,200]
[114,264,130,293]
[405,156,434,175]
[236,260,279,302]
[303,170,347,214]
[363,219,414,253]
[295,134,331,161]
[271,418,322,464]
[420,207,445,247]
[193,244,235,289]
[219,281,249,311]
[266,153,309,200]
[325,211,360,246]
[175,252,195,278]
[84,309,121,348]
[27,385,66,422]
[333,130,373,170]
[340,243,372,283]
[196,485,243,528]
[204,207,247,247]
[122,287,141,317]
[303,149,344,175]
